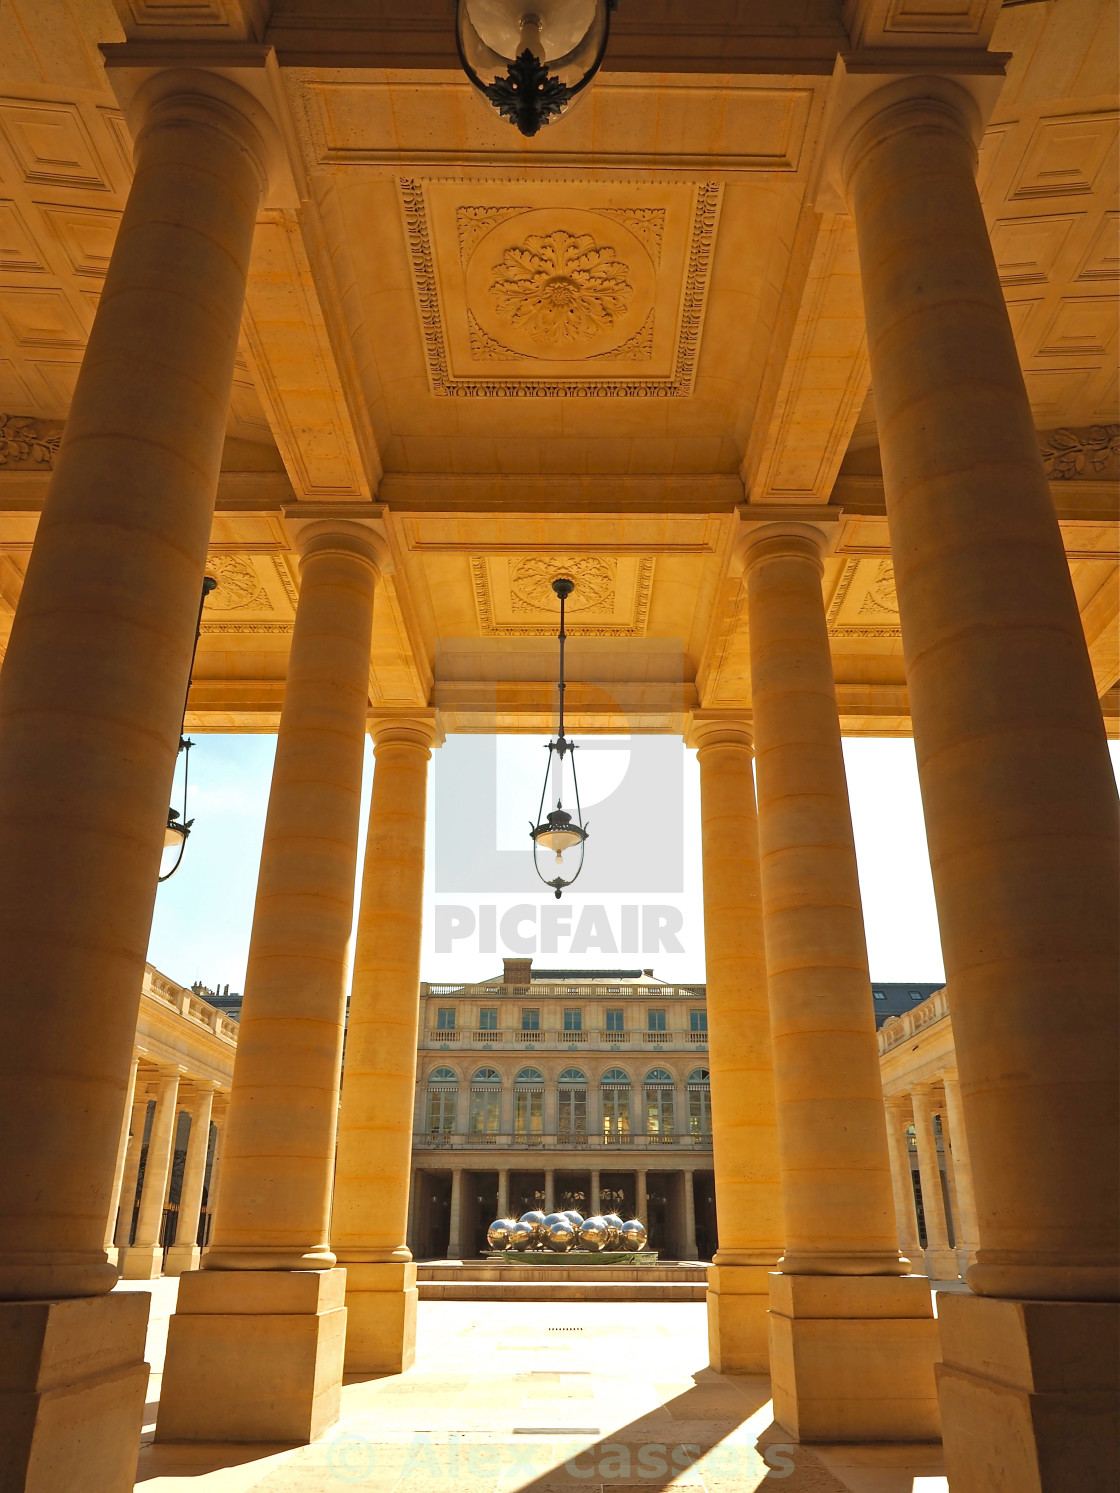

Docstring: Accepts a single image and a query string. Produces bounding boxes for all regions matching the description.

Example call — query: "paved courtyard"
[127,1280,950,1493]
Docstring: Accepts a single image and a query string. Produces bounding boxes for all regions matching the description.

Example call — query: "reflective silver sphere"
[619,1218,648,1250]
[506,1219,536,1250]
[578,1215,610,1251]
[603,1212,624,1248]
[487,1217,518,1251]
[563,1210,583,1228]
[519,1210,547,1245]
[542,1212,577,1251]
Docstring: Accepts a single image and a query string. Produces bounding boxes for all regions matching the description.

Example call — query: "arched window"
[600,1067,631,1141]
[426,1067,458,1135]
[558,1067,588,1139]
[514,1066,543,1137]
[644,1068,675,1139]
[469,1066,501,1136]
[687,1068,711,1137]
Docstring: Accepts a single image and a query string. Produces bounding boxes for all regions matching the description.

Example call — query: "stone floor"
[123,1278,954,1493]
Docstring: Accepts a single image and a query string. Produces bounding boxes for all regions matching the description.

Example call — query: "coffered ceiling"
[0,0,1115,737]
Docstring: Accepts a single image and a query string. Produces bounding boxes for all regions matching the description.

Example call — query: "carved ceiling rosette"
[489,230,634,349]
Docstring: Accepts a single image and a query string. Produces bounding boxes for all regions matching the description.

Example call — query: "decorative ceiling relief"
[199,552,300,635]
[1039,424,1120,478]
[0,414,61,466]
[473,554,653,636]
[403,180,718,397]
[205,554,272,612]
[827,558,901,639]
[489,230,634,349]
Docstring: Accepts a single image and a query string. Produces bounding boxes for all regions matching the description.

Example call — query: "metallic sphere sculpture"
[487,1217,518,1250]
[619,1218,648,1250]
[489,1209,647,1254]
[542,1212,577,1251]
[506,1218,536,1249]
[578,1215,611,1251]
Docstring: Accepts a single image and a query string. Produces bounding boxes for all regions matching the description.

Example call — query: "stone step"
[417,1278,706,1302]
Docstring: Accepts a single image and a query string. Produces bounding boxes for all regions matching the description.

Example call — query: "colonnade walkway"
[128,1281,959,1493]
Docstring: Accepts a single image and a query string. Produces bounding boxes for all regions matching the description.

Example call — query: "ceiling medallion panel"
[473,555,654,636]
[827,558,901,639]
[401,179,719,397]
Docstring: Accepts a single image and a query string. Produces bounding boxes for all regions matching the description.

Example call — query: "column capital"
[685,710,754,754]
[100,43,298,208]
[283,506,393,577]
[732,505,842,577]
[813,51,1007,212]
[369,710,444,752]
[884,1091,914,1111]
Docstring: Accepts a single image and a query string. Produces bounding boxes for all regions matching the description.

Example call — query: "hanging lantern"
[159,575,216,883]
[456,0,617,137]
[530,576,589,898]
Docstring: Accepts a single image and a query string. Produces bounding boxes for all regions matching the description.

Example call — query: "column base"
[0,1293,149,1493]
[162,1244,200,1277]
[706,1264,773,1374]
[936,1293,1120,1493]
[768,1273,940,1442]
[119,1244,163,1280]
[925,1246,961,1280]
[341,1262,417,1376]
[155,1268,346,1444]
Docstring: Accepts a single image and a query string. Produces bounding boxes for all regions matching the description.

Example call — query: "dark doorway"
[468,1171,499,1257]
[557,1172,591,1214]
[598,1172,634,1218]
[646,1172,673,1255]
[693,1170,717,1261]
[423,1172,452,1258]
[509,1171,546,1216]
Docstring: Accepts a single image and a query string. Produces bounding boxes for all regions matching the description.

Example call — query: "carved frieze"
[205,554,272,612]
[1039,424,1120,479]
[0,415,62,467]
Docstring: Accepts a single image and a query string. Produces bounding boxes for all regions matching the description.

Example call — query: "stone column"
[544,1170,556,1214]
[884,1094,922,1258]
[165,1085,215,1276]
[837,70,1119,1486]
[498,1170,511,1220]
[0,62,273,1488]
[201,1097,226,1251]
[912,1085,957,1280]
[742,519,938,1442]
[447,1170,464,1259]
[122,1067,181,1279]
[158,519,387,1445]
[941,1071,980,1271]
[115,1084,152,1251]
[104,1055,140,1266]
[688,713,783,1371]
[588,1170,599,1216]
[682,1172,698,1261]
[636,1169,647,1224]
[332,713,439,1374]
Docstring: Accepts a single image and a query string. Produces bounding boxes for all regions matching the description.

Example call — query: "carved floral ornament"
[1039,425,1120,479]
[489,231,633,348]
[0,416,61,467]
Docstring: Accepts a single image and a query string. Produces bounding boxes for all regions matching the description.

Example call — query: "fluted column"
[158,519,386,1445]
[122,1067,181,1279]
[941,1070,980,1270]
[331,712,440,1373]
[105,1055,140,1265]
[115,1083,152,1251]
[837,71,1120,1484]
[912,1084,956,1279]
[689,713,783,1370]
[165,1085,215,1276]
[884,1094,921,1258]
[742,519,938,1441]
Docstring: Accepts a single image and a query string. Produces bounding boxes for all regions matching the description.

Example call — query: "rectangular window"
[909,991,923,1001]
[563,1007,582,1031]
[605,1008,624,1032]
[427,1089,456,1133]
[873,991,886,1001]
[521,1007,540,1031]
[645,1085,675,1135]
[469,1087,500,1134]
[478,1007,499,1030]
[688,1087,712,1135]
[515,1088,543,1134]
[689,1009,707,1032]
[558,1086,587,1135]
[436,1007,456,1031]
[647,1008,667,1032]
[601,1086,630,1138]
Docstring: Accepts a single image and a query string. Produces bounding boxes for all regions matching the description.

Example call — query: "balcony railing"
[414,1130,714,1152]
[420,1027,707,1051]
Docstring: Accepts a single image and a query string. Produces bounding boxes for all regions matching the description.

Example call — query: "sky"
[149,730,1120,995]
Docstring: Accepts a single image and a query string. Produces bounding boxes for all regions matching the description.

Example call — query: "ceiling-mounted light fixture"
[456,0,618,138]
[530,576,589,898]
[159,575,216,883]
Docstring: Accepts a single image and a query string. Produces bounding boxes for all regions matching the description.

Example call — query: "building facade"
[409,959,715,1260]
